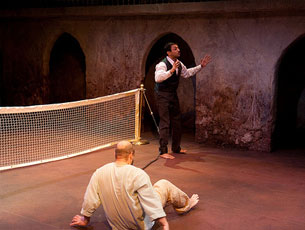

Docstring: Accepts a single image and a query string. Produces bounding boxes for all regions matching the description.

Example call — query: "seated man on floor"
[70,140,199,230]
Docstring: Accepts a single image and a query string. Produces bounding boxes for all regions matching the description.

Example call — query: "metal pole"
[133,84,149,145]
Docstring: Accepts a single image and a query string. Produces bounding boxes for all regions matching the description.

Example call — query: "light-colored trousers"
[153,179,192,214]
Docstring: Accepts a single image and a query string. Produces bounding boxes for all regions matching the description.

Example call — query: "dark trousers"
[156,91,182,154]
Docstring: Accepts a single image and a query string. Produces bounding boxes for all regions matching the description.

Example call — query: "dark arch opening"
[49,33,86,103]
[273,34,305,150]
[144,33,196,136]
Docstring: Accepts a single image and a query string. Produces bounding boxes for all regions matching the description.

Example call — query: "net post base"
[132,138,150,145]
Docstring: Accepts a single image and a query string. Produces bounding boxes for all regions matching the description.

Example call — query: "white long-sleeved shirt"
[155,56,202,83]
[81,162,166,230]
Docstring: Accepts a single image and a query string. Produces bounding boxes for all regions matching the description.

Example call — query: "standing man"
[155,42,211,159]
[70,141,199,230]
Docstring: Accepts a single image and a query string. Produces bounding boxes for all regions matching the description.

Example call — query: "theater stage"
[1,133,305,230]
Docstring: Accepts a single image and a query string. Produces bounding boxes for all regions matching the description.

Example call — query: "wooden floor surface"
[1,133,305,230]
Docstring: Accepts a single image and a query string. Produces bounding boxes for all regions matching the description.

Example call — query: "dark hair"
[164,42,177,54]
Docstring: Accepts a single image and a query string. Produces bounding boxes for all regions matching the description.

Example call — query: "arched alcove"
[49,33,86,103]
[144,33,196,134]
[273,34,305,149]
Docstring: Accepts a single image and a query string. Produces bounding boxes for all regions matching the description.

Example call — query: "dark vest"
[155,58,182,93]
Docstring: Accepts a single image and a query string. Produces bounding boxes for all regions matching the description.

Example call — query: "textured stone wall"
[1,0,305,151]
[195,15,305,151]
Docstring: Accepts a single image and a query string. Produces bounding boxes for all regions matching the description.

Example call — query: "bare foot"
[173,149,187,154]
[175,194,199,214]
[189,194,199,209]
[159,153,175,159]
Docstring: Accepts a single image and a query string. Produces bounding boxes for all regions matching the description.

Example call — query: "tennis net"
[0,88,141,170]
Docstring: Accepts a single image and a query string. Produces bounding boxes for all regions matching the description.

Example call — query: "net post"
[132,84,149,145]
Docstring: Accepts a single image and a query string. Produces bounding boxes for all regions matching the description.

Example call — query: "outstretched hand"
[200,55,211,68]
[70,215,90,227]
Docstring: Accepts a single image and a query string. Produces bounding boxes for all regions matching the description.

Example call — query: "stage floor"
[1,132,305,230]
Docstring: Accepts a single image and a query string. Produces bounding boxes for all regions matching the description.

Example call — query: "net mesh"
[0,89,140,170]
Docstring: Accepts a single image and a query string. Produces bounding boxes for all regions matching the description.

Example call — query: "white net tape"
[0,88,140,170]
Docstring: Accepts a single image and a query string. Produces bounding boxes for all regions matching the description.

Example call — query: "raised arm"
[180,54,212,78]
[155,62,172,83]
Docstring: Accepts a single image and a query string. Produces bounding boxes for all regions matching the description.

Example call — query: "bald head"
[115,141,135,160]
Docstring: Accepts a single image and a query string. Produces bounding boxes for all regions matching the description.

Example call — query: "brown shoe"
[160,153,175,159]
